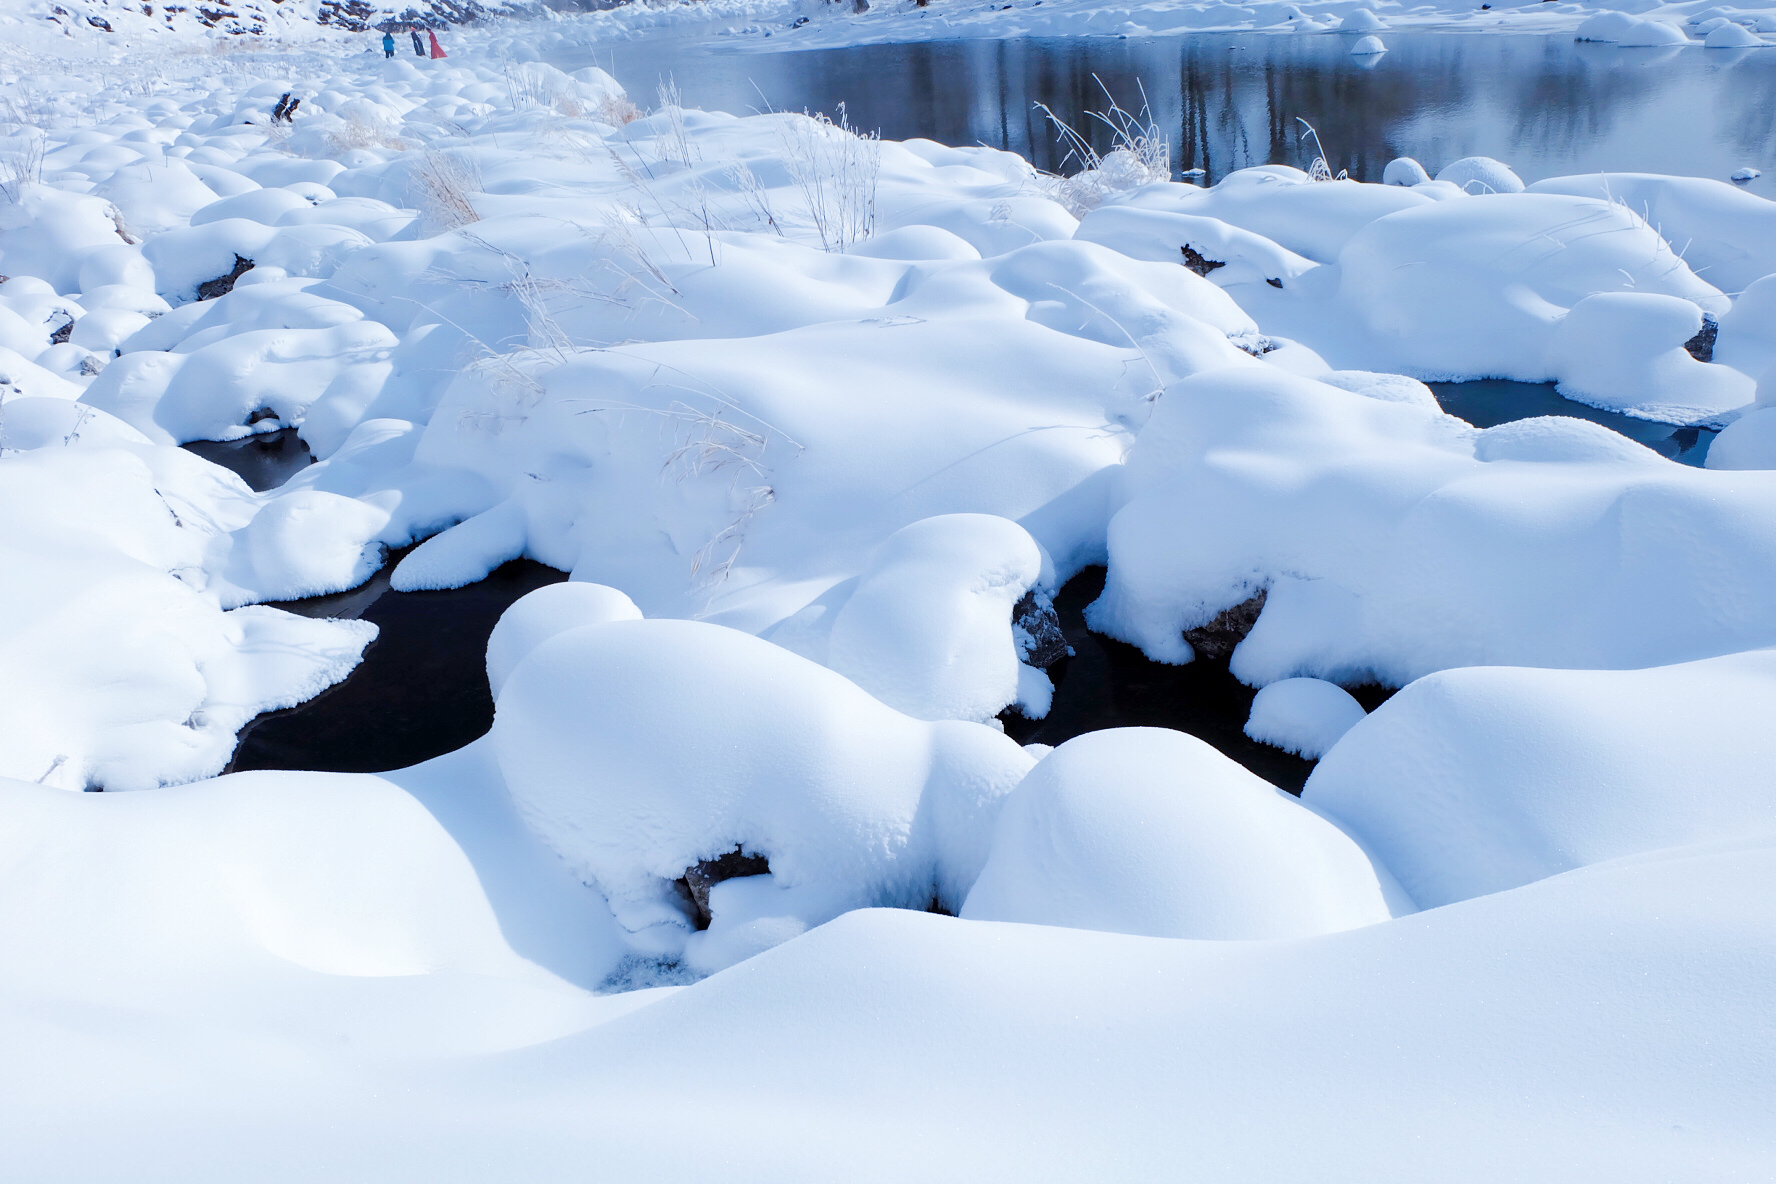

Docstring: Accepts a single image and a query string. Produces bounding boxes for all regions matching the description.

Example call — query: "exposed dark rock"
[197,254,254,301]
[679,847,771,930]
[1013,588,1072,668]
[1182,588,1267,662]
[1266,277,1284,288]
[49,318,72,345]
[1181,243,1226,278]
[1684,312,1718,363]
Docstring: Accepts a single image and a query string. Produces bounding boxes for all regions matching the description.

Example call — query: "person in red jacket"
[428,29,448,58]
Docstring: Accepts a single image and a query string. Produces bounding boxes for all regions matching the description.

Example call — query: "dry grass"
[409,149,482,233]
[1038,79,1169,216]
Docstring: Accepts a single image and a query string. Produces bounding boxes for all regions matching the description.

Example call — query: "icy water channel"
[562,30,1776,193]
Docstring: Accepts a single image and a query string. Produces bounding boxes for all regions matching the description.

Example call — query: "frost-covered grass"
[1,18,1776,1181]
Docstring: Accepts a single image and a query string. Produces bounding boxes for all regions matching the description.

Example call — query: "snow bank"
[1336,192,1725,385]
[0,755,629,1061]
[1528,171,1776,292]
[0,444,374,790]
[1091,365,1776,685]
[1305,650,1776,908]
[962,727,1393,938]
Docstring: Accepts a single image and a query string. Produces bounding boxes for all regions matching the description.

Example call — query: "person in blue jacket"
[381,30,395,57]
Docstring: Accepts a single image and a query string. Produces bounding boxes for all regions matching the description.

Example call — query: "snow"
[2,7,1775,1173]
[1304,649,1776,907]
[1090,364,1776,685]
[491,616,1035,966]
[1243,676,1367,757]
[962,727,1396,938]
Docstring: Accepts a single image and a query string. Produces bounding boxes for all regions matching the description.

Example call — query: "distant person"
[428,29,447,58]
[411,27,425,55]
[381,30,394,57]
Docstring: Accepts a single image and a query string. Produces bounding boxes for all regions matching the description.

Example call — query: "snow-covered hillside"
[2,15,1774,1180]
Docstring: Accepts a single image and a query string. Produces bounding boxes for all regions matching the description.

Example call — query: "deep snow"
[2,8,1775,1178]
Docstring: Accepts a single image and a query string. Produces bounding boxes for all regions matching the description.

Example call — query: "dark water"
[182,428,314,492]
[564,32,1776,191]
[1429,380,1718,464]
[228,556,568,774]
[1001,567,1392,793]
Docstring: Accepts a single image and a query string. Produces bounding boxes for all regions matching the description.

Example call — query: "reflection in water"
[570,33,1776,189]
[182,428,313,492]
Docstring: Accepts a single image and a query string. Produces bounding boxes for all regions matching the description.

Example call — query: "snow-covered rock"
[492,617,1035,959]
[1244,677,1368,758]
[963,727,1395,938]
[1306,650,1776,908]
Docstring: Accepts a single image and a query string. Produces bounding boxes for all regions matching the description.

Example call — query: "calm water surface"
[562,31,1776,190]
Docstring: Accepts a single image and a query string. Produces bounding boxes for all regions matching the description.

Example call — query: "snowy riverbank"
[2,20,1775,1181]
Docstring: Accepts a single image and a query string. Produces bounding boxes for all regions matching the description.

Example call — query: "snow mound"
[492,617,1035,964]
[1244,678,1367,758]
[0,446,374,790]
[1305,650,1776,908]
[1349,34,1387,54]
[1528,172,1776,292]
[1705,20,1765,46]
[1547,291,1752,420]
[1616,18,1690,45]
[486,582,643,699]
[826,514,1045,723]
[1381,157,1431,186]
[1434,156,1524,194]
[1337,192,1726,390]
[1091,364,1776,685]
[1338,7,1389,30]
[962,727,1394,938]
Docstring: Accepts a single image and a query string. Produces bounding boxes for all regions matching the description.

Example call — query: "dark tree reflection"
[576,32,1776,191]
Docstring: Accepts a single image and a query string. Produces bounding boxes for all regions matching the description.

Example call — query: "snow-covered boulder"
[826,514,1046,724]
[1381,157,1431,187]
[1090,365,1776,685]
[1617,18,1689,45]
[1704,21,1764,46]
[1434,156,1524,194]
[1072,204,1319,289]
[0,445,373,790]
[1337,193,1726,385]
[492,617,1035,961]
[1244,678,1367,758]
[1545,291,1753,421]
[485,581,642,699]
[962,728,1394,938]
[1528,173,1776,293]
[1305,650,1776,908]
[1117,167,1435,263]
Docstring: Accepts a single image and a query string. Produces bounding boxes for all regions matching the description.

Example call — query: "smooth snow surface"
[962,727,1395,938]
[1243,676,1367,758]
[1305,650,1776,907]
